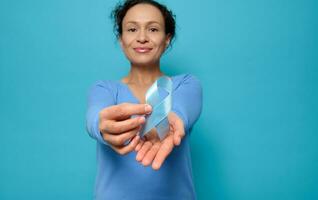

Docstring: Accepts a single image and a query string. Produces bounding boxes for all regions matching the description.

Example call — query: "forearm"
[172,74,203,132]
[85,81,115,145]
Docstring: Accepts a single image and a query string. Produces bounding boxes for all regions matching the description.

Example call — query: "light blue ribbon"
[139,76,172,140]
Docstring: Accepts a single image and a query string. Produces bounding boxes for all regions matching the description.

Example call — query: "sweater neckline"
[116,75,176,104]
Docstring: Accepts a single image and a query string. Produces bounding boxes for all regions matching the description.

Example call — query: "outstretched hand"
[98,103,152,155]
[134,112,185,170]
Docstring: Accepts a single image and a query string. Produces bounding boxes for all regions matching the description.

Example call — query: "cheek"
[121,35,134,48]
[157,39,168,52]
[153,36,167,48]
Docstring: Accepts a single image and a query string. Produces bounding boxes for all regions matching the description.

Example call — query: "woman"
[86,0,202,199]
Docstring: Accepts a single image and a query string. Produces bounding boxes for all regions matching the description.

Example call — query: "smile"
[133,48,153,53]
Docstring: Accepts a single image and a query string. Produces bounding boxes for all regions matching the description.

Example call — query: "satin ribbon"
[139,76,172,140]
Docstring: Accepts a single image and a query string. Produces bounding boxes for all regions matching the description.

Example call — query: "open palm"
[134,112,185,170]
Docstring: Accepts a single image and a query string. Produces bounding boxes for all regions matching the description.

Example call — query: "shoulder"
[87,79,121,96]
[171,74,202,90]
[91,80,119,90]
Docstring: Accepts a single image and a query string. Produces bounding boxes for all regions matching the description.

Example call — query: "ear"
[119,36,123,49]
[165,34,172,49]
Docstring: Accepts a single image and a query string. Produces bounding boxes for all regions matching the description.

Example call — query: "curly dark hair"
[111,0,176,49]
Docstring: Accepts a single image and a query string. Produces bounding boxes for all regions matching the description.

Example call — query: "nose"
[137,30,148,43]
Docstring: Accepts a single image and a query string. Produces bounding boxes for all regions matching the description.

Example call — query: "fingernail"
[145,104,152,113]
[135,135,140,141]
[136,154,142,162]
[177,137,181,145]
[142,159,150,166]
[152,162,160,170]
[139,116,145,123]
[135,144,140,152]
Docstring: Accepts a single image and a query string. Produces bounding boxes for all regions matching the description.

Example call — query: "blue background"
[1,0,317,199]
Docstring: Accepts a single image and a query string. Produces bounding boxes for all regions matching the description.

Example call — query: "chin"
[130,58,159,67]
[132,62,155,67]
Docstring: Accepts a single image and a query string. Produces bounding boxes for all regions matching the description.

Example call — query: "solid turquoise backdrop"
[0,0,317,199]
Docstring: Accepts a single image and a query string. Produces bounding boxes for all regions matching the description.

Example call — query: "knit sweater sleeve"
[85,80,116,145]
[172,74,203,132]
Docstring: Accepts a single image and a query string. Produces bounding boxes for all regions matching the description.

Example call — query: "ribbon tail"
[156,118,170,140]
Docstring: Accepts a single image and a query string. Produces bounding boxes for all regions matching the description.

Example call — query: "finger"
[102,126,140,146]
[171,125,180,146]
[102,103,152,120]
[111,135,140,155]
[173,128,183,146]
[176,119,185,138]
[152,137,174,170]
[104,116,145,134]
[135,139,144,152]
[141,142,161,166]
[171,119,185,146]
[173,135,181,146]
[136,141,152,162]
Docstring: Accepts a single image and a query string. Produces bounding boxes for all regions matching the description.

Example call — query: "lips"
[133,47,153,53]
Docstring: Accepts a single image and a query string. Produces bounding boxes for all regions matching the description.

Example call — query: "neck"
[122,62,164,86]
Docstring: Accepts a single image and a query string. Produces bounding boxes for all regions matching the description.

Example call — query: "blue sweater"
[86,74,202,200]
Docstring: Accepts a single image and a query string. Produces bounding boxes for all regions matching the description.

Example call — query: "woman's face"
[119,4,171,66]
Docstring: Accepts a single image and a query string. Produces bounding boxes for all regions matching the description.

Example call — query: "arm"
[86,80,151,155]
[172,74,203,132]
[86,80,115,145]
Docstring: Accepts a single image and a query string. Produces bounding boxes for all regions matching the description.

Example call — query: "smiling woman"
[119,3,171,67]
[85,0,202,199]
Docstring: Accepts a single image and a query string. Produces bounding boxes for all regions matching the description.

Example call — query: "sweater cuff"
[94,115,109,146]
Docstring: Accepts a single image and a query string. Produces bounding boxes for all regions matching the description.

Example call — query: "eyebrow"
[124,21,162,26]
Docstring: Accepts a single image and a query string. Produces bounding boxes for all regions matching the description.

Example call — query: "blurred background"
[0,0,317,199]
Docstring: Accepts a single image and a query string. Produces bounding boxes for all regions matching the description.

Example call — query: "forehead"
[123,4,164,25]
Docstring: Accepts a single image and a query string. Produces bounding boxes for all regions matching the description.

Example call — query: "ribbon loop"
[139,76,172,140]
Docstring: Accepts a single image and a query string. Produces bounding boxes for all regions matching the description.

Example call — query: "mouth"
[133,47,153,53]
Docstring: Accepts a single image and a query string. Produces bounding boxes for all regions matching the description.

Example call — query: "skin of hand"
[134,112,185,170]
[99,103,152,155]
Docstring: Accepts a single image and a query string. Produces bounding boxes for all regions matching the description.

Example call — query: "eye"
[127,28,137,32]
[149,28,159,32]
